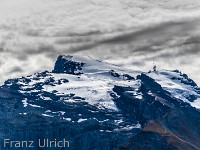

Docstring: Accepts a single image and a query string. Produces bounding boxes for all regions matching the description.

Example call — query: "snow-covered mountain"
[0,55,200,150]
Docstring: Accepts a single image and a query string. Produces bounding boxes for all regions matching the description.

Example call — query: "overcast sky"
[0,0,200,85]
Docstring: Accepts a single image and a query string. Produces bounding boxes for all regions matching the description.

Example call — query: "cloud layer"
[0,0,200,85]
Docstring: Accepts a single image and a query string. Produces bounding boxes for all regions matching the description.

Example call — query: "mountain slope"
[0,55,200,150]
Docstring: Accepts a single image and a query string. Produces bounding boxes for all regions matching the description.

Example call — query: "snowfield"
[19,55,141,111]
[148,70,200,109]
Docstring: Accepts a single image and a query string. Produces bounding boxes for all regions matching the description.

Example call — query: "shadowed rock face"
[0,55,200,150]
[53,55,85,75]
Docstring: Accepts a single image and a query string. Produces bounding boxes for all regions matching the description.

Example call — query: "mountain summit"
[0,55,200,150]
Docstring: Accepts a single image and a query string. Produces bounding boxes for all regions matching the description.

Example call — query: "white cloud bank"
[0,0,200,85]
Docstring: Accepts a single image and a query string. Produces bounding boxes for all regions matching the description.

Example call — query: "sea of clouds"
[0,0,200,85]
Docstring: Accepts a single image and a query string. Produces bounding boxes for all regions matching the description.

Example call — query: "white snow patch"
[42,97,52,101]
[135,95,143,99]
[45,110,51,113]
[99,119,109,123]
[19,113,27,115]
[77,118,87,123]
[22,98,28,107]
[42,114,54,117]
[191,98,200,109]
[29,104,41,108]
[63,118,72,121]
[148,70,200,109]
[115,123,141,131]
[58,111,65,115]
[114,119,123,124]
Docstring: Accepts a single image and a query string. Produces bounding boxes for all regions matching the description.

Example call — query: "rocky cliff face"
[0,55,200,150]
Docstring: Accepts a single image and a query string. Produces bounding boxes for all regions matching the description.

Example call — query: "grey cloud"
[55,36,93,44]
[45,52,59,60]
[23,44,56,54]
[0,47,4,52]
[65,19,199,54]
[25,29,41,37]
[10,66,22,73]
[132,61,145,67]
[16,55,28,61]
[0,42,5,52]
[100,22,188,44]
[6,17,199,60]
[68,42,99,53]
[182,36,200,45]
[53,30,102,37]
